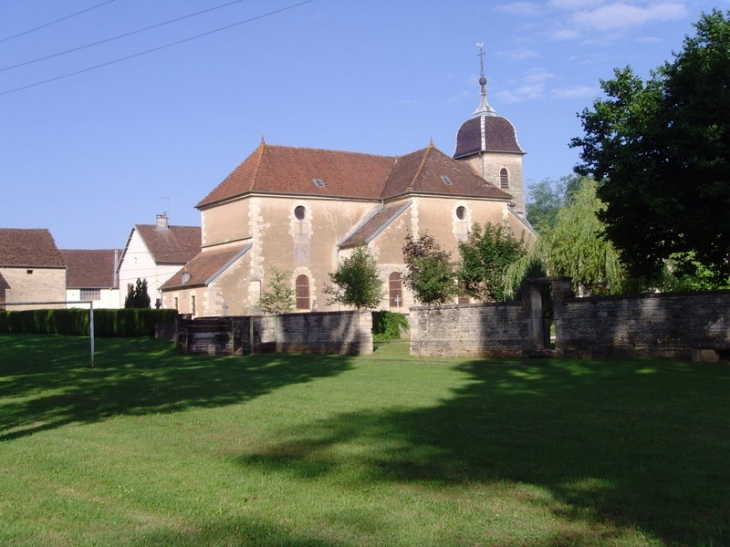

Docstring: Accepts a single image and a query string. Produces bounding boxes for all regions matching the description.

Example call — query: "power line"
[0,0,117,44]
[0,0,315,97]
[1,0,252,73]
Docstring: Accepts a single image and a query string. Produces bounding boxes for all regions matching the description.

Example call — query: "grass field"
[0,334,728,547]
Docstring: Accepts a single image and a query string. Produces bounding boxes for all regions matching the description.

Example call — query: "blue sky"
[2,0,727,249]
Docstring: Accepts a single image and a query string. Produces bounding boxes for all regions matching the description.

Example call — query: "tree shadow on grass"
[239,358,730,546]
[0,334,353,442]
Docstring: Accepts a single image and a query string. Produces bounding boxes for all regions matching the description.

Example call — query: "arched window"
[294,205,306,220]
[296,274,310,310]
[500,168,509,189]
[389,272,403,308]
[456,206,466,220]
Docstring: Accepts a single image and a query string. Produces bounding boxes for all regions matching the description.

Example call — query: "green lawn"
[0,334,728,547]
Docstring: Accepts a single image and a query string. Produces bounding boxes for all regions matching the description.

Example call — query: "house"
[117,213,201,308]
[160,75,533,317]
[61,249,121,309]
[0,228,66,310]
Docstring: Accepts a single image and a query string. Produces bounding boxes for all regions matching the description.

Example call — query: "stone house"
[61,249,121,309]
[117,213,201,308]
[160,77,532,317]
[0,228,66,310]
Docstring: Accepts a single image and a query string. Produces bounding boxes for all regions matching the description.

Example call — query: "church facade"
[160,78,531,317]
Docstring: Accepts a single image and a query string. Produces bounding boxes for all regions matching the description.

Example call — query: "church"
[160,71,532,317]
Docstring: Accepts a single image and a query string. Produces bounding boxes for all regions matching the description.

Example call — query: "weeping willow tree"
[506,177,625,297]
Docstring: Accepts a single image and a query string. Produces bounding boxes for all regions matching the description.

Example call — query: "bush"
[0,308,178,337]
[372,310,408,341]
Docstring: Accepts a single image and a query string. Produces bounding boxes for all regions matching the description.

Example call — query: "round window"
[294,205,306,220]
[456,206,466,220]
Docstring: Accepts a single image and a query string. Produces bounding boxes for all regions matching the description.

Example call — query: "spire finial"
[473,42,496,117]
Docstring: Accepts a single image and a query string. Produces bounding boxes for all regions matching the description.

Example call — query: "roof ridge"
[408,147,432,191]
[250,140,267,191]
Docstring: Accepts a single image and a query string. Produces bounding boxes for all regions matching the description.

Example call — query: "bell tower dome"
[453,44,526,216]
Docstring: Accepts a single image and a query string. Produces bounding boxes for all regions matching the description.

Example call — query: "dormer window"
[312,178,326,188]
[441,175,453,186]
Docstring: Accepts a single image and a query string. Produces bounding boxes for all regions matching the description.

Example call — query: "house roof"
[132,224,201,265]
[340,201,412,249]
[196,143,511,209]
[0,228,65,268]
[160,243,251,291]
[61,249,119,289]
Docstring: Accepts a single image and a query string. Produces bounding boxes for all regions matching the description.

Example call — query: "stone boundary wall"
[556,291,730,360]
[178,310,373,356]
[409,302,526,358]
[410,288,730,360]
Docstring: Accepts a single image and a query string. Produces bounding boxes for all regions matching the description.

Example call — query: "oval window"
[294,205,306,220]
[456,206,466,220]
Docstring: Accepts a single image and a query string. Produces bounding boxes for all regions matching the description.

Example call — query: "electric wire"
[0,0,117,44]
[0,0,315,97]
[1,0,253,73]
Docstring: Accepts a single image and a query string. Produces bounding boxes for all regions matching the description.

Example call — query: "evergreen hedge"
[0,308,178,337]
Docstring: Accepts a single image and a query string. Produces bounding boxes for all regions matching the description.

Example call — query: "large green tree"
[526,175,584,234]
[457,222,526,302]
[571,10,730,284]
[402,233,457,306]
[325,245,383,309]
[506,178,625,296]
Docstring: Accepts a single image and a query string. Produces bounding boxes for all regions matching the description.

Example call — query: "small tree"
[124,278,151,309]
[259,267,295,314]
[325,245,383,309]
[458,222,526,302]
[402,233,457,305]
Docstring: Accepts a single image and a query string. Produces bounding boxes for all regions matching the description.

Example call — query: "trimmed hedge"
[0,308,178,337]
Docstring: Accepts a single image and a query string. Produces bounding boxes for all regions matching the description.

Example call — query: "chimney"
[156,212,169,230]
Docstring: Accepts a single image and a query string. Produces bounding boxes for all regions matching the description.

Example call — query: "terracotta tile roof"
[160,243,251,290]
[61,249,119,289]
[453,115,525,159]
[383,146,512,199]
[0,228,65,268]
[134,224,201,264]
[196,143,396,208]
[196,143,512,209]
[340,202,412,249]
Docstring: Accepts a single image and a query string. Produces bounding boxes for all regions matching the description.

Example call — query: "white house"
[117,214,201,308]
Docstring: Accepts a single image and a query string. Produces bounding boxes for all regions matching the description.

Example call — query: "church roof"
[340,201,411,249]
[161,243,251,290]
[383,145,511,199]
[197,143,511,209]
[453,115,525,158]
[196,143,395,208]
